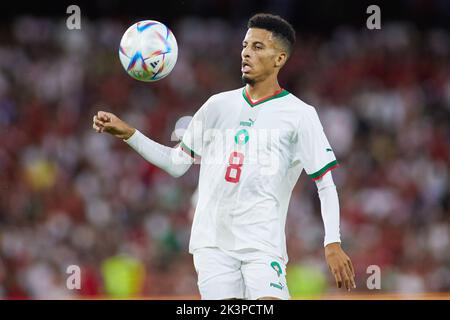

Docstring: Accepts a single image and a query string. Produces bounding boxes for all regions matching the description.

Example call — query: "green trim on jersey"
[180,141,200,159]
[242,88,290,107]
[309,160,339,180]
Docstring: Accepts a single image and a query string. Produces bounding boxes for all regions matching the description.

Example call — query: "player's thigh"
[193,247,245,300]
[241,254,290,300]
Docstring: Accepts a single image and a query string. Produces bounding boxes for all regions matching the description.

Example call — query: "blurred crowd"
[0,15,449,299]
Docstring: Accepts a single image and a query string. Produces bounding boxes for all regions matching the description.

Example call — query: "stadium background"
[0,0,449,299]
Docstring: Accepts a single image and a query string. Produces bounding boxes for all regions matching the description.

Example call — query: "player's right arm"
[92,111,193,177]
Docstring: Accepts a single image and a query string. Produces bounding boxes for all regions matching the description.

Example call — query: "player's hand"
[92,111,135,140]
[325,242,356,291]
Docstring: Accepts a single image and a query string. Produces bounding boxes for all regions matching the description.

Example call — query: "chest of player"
[202,101,298,163]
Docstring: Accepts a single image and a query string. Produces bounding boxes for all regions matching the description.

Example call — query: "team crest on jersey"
[234,129,249,145]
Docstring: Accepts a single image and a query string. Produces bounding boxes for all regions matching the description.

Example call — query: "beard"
[241,74,255,86]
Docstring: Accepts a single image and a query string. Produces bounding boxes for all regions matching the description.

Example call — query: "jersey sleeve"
[293,107,339,180]
[180,98,210,160]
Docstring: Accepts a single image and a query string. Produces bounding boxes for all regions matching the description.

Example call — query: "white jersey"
[181,87,338,262]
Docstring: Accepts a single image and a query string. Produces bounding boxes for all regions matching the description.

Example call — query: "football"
[119,20,178,82]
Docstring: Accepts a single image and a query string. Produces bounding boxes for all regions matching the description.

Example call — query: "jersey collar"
[242,87,289,107]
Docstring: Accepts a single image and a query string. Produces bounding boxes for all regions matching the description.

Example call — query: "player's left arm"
[316,171,356,291]
[294,106,355,290]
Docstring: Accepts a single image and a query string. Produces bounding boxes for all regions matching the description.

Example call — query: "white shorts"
[192,247,290,300]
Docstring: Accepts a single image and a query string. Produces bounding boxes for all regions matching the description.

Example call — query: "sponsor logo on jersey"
[239,118,256,127]
[270,282,284,290]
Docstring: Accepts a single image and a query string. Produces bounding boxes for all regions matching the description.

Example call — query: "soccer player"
[93,13,355,299]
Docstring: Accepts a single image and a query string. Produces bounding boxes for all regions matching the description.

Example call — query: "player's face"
[241,28,286,84]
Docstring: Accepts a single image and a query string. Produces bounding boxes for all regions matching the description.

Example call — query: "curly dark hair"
[247,13,296,56]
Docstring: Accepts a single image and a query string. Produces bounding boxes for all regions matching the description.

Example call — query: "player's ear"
[274,51,287,68]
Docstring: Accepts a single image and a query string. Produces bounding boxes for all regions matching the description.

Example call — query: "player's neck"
[245,79,281,101]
